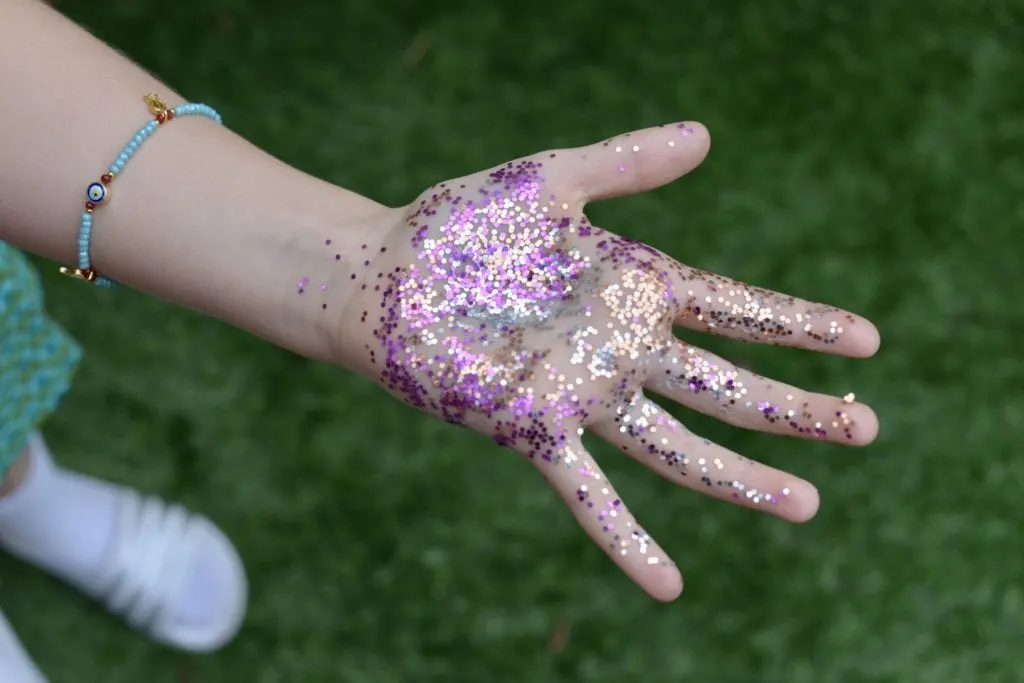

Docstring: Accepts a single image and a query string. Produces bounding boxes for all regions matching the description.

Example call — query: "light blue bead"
[71,100,222,286]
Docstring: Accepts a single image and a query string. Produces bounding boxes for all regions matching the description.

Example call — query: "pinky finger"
[542,441,683,602]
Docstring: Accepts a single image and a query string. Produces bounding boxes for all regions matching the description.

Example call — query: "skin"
[0,0,385,363]
[0,0,879,602]
[329,124,880,601]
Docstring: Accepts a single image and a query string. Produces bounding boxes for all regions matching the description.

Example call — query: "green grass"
[4,0,1023,680]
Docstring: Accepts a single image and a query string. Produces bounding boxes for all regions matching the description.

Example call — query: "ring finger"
[590,392,820,522]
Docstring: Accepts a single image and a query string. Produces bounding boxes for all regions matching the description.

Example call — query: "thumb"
[564,121,711,205]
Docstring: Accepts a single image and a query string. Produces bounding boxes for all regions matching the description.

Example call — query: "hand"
[334,122,880,601]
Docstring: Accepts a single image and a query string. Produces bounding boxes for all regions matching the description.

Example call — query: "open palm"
[337,122,880,601]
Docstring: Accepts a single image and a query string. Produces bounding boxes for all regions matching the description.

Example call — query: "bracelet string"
[60,93,223,286]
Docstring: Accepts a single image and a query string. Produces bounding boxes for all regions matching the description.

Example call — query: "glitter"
[348,125,870,579]
[651,341,861,441]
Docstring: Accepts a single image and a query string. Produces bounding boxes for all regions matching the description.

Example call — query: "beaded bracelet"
[59,93,223,286]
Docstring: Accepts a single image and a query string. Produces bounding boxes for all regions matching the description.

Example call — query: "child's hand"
[333,122,879,601]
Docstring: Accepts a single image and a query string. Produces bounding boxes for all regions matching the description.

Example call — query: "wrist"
[241,182,394,362]
[84,114,388,361]
[0,0,390,362]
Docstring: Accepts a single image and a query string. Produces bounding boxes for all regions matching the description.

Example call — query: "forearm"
[0,0,386,360]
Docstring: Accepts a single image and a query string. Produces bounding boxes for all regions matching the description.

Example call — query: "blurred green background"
[4,0,1023,681]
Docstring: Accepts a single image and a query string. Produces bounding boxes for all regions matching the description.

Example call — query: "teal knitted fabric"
[0,242,81,474]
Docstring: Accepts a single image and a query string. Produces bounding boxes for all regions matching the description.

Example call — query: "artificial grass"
[4,0,1023,680]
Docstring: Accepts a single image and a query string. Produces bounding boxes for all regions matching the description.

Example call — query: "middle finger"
[645,339,879,445]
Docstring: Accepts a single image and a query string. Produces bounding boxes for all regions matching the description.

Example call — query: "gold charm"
[58,266,97,282]
[143,93,167,117]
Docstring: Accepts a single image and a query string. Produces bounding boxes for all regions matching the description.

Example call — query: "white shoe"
[0,435,248,654]
[1,486,248,653]
[0,608,47,683]
[81,488,249,652]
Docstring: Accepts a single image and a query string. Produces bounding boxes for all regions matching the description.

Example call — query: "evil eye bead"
[86,181,108,204]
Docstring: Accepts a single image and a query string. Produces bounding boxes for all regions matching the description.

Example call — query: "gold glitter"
[361,136,872,582]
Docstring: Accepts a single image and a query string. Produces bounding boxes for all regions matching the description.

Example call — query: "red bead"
[85,201,95,210]
[155,112,167,123]
[166,110,175,120]
[101,173,113,184]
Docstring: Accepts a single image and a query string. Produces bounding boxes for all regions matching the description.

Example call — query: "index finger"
[665,263,881,357]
